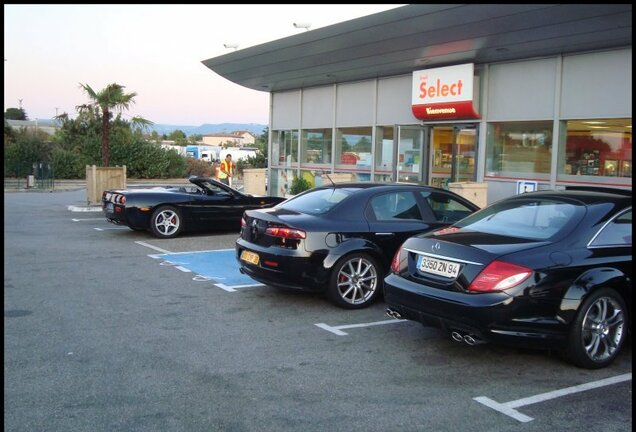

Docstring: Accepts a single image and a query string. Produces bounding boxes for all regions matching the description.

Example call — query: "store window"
[272,168,296,197]
[374,126,394,182]
[335,127,372,168]
[271,130,299,167]
[300,129,332,165]
[558,119,632,179]
[486,121,552,177]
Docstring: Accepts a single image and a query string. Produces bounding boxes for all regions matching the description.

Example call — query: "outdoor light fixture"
[293,22,311,31]
[223,43,239,50]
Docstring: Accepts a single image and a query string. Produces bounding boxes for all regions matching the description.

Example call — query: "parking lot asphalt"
[4,189,633,432]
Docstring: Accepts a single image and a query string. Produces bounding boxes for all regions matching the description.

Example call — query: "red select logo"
[419,78,464,99]
[411,63,479,120]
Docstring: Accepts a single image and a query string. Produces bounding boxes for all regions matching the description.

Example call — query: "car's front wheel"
[150,205,183,239]
[565,288,628,369]
[327,253,381,309]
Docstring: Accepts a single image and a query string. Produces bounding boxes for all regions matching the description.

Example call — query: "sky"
[4,4,404,126]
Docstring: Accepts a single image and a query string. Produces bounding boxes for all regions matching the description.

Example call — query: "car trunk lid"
[241,208,314,248]
[400,231,548,292]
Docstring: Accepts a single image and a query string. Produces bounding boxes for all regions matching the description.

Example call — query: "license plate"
[240,250,260,265]
[417,255,460,278]
[105,203,114,212]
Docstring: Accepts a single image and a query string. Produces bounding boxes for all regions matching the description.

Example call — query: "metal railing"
[4,161,54,190]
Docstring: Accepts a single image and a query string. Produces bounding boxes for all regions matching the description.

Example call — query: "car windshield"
[198,179,234,195]
[279,188,354,215]
[454,199,584,240]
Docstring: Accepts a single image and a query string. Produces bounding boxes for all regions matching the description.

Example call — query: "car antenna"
[321,169,335,187]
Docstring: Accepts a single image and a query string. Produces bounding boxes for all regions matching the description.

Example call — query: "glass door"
[429,124,477,188]
[397,126,426,183]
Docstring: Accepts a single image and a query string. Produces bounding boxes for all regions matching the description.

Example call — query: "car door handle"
[375,232,395,236]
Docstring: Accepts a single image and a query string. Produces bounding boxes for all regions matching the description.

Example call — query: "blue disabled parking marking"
[149,248,264,291]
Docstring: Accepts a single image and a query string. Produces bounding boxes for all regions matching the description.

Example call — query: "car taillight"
[265,226,306,239]
[390,249,401,273]
[241,216,247,228]
[110,194,125,204]
[390,241,407,273]
[468,260,532,292]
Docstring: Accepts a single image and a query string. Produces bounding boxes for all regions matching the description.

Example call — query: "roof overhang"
[202,4,632,92]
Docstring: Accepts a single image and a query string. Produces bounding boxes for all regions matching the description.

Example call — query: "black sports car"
[236,182,479,309]
[102,176,286,239]
[384,187,632,369]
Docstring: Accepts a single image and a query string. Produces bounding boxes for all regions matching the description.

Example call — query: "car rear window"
[454,199,582,240]
[279,188,354,215]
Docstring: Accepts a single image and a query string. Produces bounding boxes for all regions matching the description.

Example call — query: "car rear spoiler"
[565,186,632,196]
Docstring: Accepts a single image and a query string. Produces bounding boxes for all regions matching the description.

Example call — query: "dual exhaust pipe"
[451,330,484,346]
[385,308,402,320]
[385,308,485,346]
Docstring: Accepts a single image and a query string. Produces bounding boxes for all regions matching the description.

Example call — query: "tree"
[78,83,152,166]
[149,131,161,143]
[188,134,202,144]
[168,129,187,146]
[4,107,28,120]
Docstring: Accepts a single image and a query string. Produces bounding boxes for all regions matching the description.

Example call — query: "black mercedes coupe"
[384,187,632,369]
[102,176,286,239]
[236,182,479,309]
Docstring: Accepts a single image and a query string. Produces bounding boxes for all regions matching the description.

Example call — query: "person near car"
[219,154,236,187]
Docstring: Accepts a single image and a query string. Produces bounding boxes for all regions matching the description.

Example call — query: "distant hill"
[24,119,268,137]
[148,123,267,137]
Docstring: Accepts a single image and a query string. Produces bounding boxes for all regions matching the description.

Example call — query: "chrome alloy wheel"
[581,296,625,363]
[336,256,378,305]
[154,209,180,237]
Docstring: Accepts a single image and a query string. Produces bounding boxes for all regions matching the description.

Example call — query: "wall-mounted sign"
[516,180,538,194]
[411,63,480,120]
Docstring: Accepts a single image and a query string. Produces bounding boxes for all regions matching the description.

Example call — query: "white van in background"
[200,149,220,163]
[219,147,257,162]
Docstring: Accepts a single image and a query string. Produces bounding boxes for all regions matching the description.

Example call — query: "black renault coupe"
[384,187,632,369]
[236,182,479,309]
[102,176,286,239]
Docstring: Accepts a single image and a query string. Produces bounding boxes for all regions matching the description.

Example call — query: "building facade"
[202,131,256,147]
[268,48,631,200]
[203,5,631,201]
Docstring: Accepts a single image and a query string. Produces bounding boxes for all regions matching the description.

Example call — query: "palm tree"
[78,83,152,166]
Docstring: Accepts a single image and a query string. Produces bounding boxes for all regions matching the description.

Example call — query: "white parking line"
[474,372,632,423]
[137,242,172,254]
[72,218,105,221]
[315,318,408,336]
[94,227,128,231]
[214,282,265,292]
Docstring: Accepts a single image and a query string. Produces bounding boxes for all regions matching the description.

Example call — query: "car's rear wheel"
[150,205,183,239]
[327,253,381,309]
[565,288,628,369]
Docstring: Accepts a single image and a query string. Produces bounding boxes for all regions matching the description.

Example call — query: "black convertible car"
[384,187,632,368]
[102,176,286,239]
